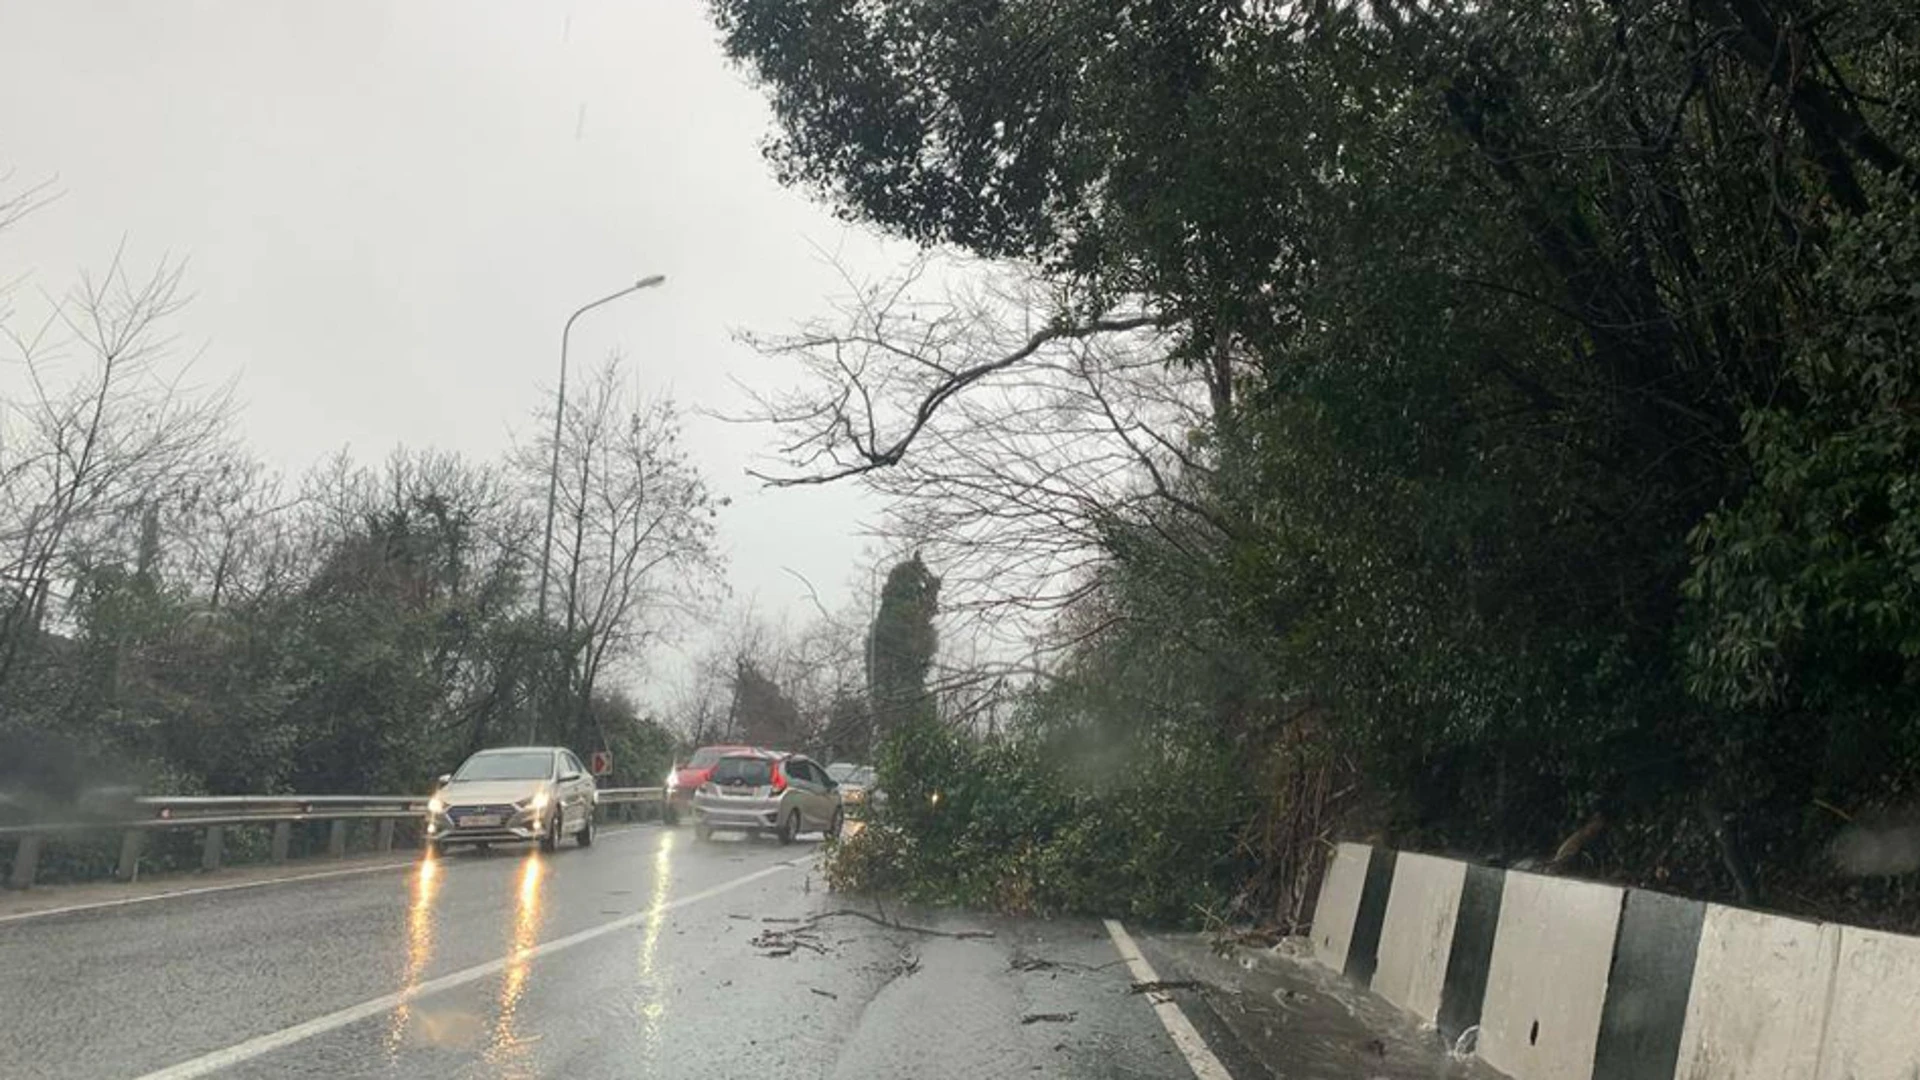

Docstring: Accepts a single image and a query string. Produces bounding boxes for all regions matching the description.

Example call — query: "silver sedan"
[427,746,599,854]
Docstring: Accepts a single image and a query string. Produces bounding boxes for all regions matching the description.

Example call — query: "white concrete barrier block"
[1311,842,1372,972]
[1371,851,1468,1023]
[1479,872,1623,1080]
[1672,904,1839,1080]
[1815,925,1920,1080]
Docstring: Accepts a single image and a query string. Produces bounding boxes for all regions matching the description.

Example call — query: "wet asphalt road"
[0,825,1212,1080]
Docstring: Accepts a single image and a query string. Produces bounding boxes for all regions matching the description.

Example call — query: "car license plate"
[459,814,501,828]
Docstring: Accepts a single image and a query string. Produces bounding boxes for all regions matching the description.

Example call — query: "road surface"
[0,824,1243,1079]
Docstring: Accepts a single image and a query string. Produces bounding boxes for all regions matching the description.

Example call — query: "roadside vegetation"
[721,1,1920,930]
[0,242,716,879]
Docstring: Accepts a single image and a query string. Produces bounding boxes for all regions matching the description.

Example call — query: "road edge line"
[0,824,656,926]
[1103,918,1235,1080]
[131,854,813,1080]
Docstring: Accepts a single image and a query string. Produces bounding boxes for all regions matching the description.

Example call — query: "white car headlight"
[530,789,550,812]
[427,795,444,815]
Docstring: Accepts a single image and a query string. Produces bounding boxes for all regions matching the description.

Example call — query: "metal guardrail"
[1,794,429,890]
[592,787,666,824]
[593,786,664,805]
[2,787,671,890]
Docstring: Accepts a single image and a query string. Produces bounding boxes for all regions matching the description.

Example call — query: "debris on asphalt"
[751,924,828,958]
[1019,1012,1077,1025]
[1010,952,1127,975]
[809,987,838,1000]
[798,907,994,940]
[1127,979,1204,996]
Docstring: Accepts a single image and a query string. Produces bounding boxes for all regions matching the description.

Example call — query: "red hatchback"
[664,745,751,824]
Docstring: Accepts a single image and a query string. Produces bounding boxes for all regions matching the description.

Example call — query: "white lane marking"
[0,825,656,926]
[0,862,412,926]
[1103,918,1234,1080]
[133,855,814,1080]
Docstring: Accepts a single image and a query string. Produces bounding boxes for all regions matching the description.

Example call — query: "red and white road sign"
[589,749,613,776]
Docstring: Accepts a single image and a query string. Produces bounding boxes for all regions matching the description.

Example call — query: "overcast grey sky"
[0,0,914,686]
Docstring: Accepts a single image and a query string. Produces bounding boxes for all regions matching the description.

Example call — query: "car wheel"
[539,814,560,854]
[695,822,712,842]
[777,809,798,845]
[824,807,845,841]
[576,809,595,848]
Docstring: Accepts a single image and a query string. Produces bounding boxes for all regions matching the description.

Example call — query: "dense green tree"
[731,660,804,748]
[865,555,940,736]
[728,0,1920,921]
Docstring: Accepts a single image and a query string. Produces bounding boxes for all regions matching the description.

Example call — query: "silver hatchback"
[692,751,842,843]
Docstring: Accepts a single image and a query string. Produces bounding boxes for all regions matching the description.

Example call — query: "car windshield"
[826,762,858,781]
[849,767,876,787]
[710,756,773,786]
[452,752,552,782]
[688,748,725,768]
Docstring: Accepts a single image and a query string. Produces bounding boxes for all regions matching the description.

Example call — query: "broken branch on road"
[1127,980,1204,995]
[751,925,829,958]
[794,908,994,940]
[1010,953,1128,975]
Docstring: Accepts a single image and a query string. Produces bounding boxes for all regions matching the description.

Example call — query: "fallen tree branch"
[798,907,996,940]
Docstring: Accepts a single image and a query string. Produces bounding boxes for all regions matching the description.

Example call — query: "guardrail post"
[8,834,43,889]
[200,826,223,872]
[115,830,143,882]
[376,819,395,852]
[327,820,347,858]
[271,821,291,863]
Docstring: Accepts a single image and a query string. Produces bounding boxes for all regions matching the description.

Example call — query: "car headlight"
[666,768,679,791]
[530,789,549,812]
[427,795,444,815]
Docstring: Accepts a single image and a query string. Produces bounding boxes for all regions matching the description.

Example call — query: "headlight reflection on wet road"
[633,829,678,1053]
[483,853,547,1077]
[383,853,442,1059]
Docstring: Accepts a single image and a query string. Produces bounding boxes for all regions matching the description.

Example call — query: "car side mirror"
[436,774,451,787]
[561,772,581,783]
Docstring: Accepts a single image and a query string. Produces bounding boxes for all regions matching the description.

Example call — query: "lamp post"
[530,275,666,743]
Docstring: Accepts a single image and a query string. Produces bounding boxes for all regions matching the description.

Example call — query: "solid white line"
[133,855,812,1080]
[1103,918,1234,1080]
[0,825,656,926]
[0,862,414,926]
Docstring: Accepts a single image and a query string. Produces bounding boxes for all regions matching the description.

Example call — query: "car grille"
[449,804,516,824]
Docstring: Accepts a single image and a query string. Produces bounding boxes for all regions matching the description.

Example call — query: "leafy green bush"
[828,716,1249,926]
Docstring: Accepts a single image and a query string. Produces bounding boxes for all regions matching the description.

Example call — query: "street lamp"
[531,275,667,742]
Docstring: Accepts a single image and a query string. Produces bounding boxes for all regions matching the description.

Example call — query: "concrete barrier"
[1591,889,1705,1080]
[1311,842,1373,972]
[1673,905,1840,1080]
[1477,871,1623,1080]
[1815,925,1920,1080]
[1371,851,1467,1024]
[1435,863,1506,1042]
[1306,841,1920,1080]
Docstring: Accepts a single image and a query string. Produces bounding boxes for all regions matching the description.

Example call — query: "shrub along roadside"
[826,716,1250,927]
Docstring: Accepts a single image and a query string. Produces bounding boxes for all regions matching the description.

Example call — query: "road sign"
[589,749,613,776]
